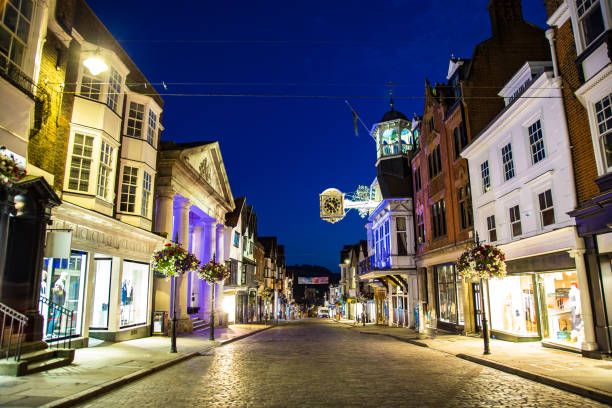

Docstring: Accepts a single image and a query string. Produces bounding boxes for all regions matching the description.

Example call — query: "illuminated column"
[174,199,190,322]
[569,249,598,351]
[215,223,225,313]
[190,225,203,309]
[199,220,217,321]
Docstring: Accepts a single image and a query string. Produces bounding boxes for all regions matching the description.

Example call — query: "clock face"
[323,196,341,214]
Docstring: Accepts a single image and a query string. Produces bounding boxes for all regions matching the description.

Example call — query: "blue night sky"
[86,0,548,273]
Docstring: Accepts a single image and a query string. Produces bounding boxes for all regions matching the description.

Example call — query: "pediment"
[181,142,233,205]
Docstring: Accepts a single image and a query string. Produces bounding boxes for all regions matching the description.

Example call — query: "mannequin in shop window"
[51,273,67,307]
[121,280,133,306]
[568,282,583,342]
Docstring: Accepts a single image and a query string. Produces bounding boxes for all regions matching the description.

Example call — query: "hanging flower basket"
[197,259,230,284]
[0,146,26,188]
[457,244,506,280]
[261,287,273,301]
[152,242,200,278]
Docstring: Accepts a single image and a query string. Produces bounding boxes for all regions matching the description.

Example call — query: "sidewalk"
[337,321,612,405]
[0,324,272,408]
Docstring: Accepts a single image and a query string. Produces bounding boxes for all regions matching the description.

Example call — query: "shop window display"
[90,259,112,329]
[436,264,463,324]
[489,275,538,336]
[40,251,87,338]
[120,261,150,328]
[540,271,584,348]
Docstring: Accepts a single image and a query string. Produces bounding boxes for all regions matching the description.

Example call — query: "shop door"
[472,282,482,333]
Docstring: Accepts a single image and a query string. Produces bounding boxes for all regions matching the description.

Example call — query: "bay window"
[126,102,145,137]
[77,56,124,113]
[141,171,151,217]
[106,67,122,112]
[96,141,113,200]
[68,134,94,192]
[147,110,157,144]
[0,0,32,73]
[119,166,138,213]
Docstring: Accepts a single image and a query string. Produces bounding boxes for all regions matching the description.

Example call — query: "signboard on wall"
[298,277,329,285]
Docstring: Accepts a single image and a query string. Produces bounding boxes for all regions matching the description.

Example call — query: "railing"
[39,296,74,349]
[0,302,28,361]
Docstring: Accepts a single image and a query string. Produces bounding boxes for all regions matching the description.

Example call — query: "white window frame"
[141,171,152,217]
[508,204,522,238]
[76,46,128,114]
[126,101,145,138]
[67,132,95,193]
[119,165,139,214]
[537,188,556,229]
[527,119,547,165]
[480,160,491,193]
[595,92,612,174]
[486,214,497,243]
[0,0,34,73]
[123,95,161,146]
[64,129,118,197]
[96,140,114,201]
[501,142,516,181]
[573,0,609,52]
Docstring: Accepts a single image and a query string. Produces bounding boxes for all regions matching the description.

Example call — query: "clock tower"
[371,98,418,199]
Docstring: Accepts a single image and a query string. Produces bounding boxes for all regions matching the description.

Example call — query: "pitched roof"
[225,197,246,227]
[159,141,214,151]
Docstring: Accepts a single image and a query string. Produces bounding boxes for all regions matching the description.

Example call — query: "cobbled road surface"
[79,320,608,408]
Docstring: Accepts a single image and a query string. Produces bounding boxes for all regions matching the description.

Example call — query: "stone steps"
[0,348,74,376]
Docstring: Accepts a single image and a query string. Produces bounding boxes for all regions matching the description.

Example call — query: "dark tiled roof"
[380,110,408,122]
[225,197,246,227]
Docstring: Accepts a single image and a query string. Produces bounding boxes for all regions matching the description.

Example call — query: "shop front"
[49,203,163,345]
[488,269,587,350]
[434,264,464,332]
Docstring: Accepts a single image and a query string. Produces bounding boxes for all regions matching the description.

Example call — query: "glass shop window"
[489,275,538,336]
[540,271,584,349]
[90,258,112,329]
[120,260,150,328]
[40,250,88,338]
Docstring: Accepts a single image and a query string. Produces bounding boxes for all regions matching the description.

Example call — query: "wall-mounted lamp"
[83,49,108,76]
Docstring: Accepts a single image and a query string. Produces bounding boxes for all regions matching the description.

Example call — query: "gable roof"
[225,197,245,227]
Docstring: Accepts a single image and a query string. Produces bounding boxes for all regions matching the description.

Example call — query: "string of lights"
[51,90,563,100]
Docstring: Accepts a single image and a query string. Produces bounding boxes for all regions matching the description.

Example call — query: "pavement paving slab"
[0,324,272,408]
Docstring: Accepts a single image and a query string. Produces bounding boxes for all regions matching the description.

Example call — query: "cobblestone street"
[77,320,608,408]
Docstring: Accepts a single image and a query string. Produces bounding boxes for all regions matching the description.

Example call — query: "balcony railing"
[0,60,51,135]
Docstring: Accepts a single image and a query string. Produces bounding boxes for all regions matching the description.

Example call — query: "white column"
[215,223,225,315]
[154,191,174,236]
[199,221,217,321]
[190,225,203,308]
[174,199,190,320]
[388,281,393,327]
[569,249,599,351]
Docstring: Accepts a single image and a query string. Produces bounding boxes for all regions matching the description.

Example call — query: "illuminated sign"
[297,277,329,285]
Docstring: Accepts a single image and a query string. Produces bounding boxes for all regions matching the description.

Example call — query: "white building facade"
[462,61,598,352]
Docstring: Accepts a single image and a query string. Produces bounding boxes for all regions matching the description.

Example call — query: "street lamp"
[83,49,108,76]
[475,232,491,355]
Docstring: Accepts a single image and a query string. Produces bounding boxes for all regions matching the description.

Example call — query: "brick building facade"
[413,0,552,335]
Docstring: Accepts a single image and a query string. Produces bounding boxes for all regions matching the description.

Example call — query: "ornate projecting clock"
[319,188,345,223]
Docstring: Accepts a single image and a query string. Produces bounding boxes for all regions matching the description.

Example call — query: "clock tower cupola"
[371,94,418,199]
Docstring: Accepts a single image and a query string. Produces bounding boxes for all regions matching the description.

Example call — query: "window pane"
[529,120,546,164]
[582,3,605,46]
[502,143,515,181]
[4,5,18,33]
[396,217,406,232]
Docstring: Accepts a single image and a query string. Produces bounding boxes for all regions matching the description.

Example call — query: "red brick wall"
[549,19,600,203]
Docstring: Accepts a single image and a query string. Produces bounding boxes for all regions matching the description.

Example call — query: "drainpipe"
[546,28,560,78]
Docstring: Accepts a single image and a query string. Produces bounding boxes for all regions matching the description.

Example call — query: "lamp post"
[475,232,491,355]
[170,275,178,353]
